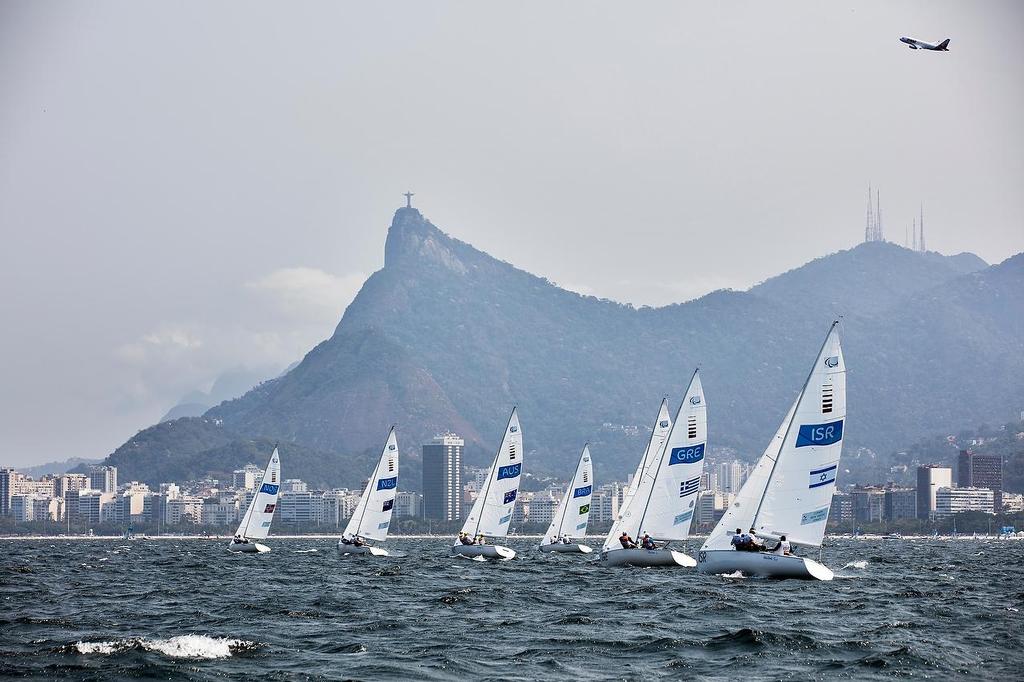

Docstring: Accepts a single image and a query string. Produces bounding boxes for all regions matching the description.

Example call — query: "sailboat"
[697,322,846,580]
[338,427,399,557]
[601,370,706,567]
[228,446,281,554]
[453,408,522,560]
[539,445,594,554]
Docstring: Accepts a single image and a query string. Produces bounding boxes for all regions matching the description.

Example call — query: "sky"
[1,2,1022,466]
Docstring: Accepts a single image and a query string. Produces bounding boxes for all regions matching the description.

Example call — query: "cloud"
[246,267,365,321]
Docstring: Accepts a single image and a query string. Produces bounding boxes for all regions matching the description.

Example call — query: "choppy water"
[1,537,1021,680]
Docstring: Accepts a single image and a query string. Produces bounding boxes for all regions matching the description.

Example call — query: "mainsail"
[459,408,523,538]
[234,447,281,540]
[543,445,594,541]
[601,400,671,552]
[343,427,399,542]
[703,322,846,551]
[604,371,706,548]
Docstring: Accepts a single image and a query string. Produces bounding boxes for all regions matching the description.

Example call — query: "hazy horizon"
[2,2,1022,466]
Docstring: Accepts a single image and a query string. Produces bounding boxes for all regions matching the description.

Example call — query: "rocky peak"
[383,207,468,275]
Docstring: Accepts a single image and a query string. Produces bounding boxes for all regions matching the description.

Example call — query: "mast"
[751,322,839,528]
[473,407,516,537]
[555,445,586,537]
[352,426,394,537]
[633,369,698,537]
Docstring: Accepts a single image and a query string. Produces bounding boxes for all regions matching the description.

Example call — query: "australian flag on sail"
[679,476,700,497]
[503,489,518,504]
[382,499,394,512]
[497,463,522,480]
[573,485,592,498]
[808,464,838,489]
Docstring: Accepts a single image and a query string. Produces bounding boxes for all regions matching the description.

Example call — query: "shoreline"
[0,533,1020,541]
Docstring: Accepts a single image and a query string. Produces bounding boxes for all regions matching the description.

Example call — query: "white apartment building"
[934,487,995,518]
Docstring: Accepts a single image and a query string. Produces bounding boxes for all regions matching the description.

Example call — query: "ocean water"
[1,537,1021,680]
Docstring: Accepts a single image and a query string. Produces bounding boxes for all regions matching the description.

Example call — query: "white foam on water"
[74,635,254,660]
[842,560,868,570]
[293,549,319,554]
[720,570,747,579]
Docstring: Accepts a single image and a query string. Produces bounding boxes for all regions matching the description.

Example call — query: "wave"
[73,635,257,659]
[842,560,868,569]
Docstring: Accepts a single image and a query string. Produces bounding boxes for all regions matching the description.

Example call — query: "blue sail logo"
[376,476,398,490]
[668,443,705,465]
[573,485,592,498]
[796,420,844,447]
[259,483,279,495]
[497,463,522,480]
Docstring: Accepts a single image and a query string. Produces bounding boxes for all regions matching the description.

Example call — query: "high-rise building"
[851,487,885,523]
[917,465,952,520]
[934,487,994,518]
[957,450,1003,509]
[718,461,746,494]
[1,468,26,515]
[87,465,118,493]
[54,473,88,499]
[422,433,463,521]
[829,492,854,527]
[883,488,917,521]
[394,491,423,518]
[232,464,264,491]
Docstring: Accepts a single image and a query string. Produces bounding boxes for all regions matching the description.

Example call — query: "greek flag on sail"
[679,476,700,498]
[808,464,837,489]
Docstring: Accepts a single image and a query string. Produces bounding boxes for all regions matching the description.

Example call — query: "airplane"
[899,36,950,51]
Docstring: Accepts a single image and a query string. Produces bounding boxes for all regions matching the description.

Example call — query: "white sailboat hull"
[337,543,390,557]
[697,549,834,581]
[601,547,696,567]
[227,539,270,554]
[452,544,516,560]
[539,542,593,554]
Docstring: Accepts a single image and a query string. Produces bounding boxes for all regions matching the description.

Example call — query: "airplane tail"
[937,38,950,50]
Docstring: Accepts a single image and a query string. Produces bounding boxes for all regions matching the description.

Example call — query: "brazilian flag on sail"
[579,504,590,514]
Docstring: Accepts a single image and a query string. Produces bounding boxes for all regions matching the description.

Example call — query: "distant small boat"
[601,370,705,568]
[539,445,594,554]
[338,427,399,557]
[228,447,280,554]
[453,408,522,560]
[698,322,845,581]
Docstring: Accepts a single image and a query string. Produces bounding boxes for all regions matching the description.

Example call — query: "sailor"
[561,536,571,545]
[773,535,791,556]
[459,531,475,546]
[476,533,487,545]
[353,535,365,547]
[730,528,746,550]
[641,533,657,550]
[549,535,558,546]
[340,535,353,546]
[748,527,765,551]
[618,531,637,549]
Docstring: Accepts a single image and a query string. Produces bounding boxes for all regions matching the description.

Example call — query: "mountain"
[158,366,283,423]
[21,457,103,478]
[103,206,1022,488]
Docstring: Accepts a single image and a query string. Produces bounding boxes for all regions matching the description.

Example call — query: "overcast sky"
[1,2,1021,466]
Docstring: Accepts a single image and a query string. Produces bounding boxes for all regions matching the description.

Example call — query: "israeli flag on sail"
[808,464,838,489]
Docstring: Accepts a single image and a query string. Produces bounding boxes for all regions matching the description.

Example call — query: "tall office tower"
[957,450,1004,510]
[0,468,26,515]
[88,465,118,493]
[422,433,464,521]
[916,464,953,520]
